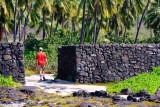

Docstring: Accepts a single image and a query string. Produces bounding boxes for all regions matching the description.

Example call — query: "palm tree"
[120,0,136,42]
[135,0,151,43]
[145,0,160,43]
[79,0,86,44]
[0,0,14,41]
[78,0,122,44]
[50,0,72,37]
[145,0,160,30]
[0,1,5,41]
[13,0,18,42]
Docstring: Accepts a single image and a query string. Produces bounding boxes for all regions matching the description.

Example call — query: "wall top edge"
[58,44,160,48]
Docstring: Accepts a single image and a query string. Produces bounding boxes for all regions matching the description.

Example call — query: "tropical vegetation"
[0,0,160,71]
[0,75,20,86]
[0,0,159,43]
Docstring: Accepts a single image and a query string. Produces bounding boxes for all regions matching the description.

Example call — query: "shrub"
[24,29,79,71]
[0,75,21,86]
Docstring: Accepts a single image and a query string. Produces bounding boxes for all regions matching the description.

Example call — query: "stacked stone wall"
[58,44,160,83]
[0,43,25,84]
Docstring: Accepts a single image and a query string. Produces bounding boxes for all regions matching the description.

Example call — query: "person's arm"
[44,53,48,66]
[36,54,38,66]
[45,58,48,66]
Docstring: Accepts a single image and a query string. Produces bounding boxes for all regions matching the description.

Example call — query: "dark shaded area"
[58,46,76,81]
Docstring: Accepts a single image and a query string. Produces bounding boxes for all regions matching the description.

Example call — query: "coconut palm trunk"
[23,14,29,42]
[93,0,98,44]
[19,20,21,42]
[95,15,103,43]
[115,26,119,43]
[72,19,76,32]
[80,0,87,44]
[134,0,151,43]
[50,12,54,37]
[150,28,153,43]
[42,8,46,41]
[123,27,127,43]
[93,9,97,44]
[54,19,59,36]
[14,0,18,42]
[0,24,4,41]
[16,6,26,36]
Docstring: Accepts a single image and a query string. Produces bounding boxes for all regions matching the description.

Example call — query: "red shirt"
[36,51,47,66]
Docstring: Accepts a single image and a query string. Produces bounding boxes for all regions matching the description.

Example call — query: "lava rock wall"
[58,44,160,83]
[0,43,25,84]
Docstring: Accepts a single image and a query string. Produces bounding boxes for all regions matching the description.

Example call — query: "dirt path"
[25,74,106,96]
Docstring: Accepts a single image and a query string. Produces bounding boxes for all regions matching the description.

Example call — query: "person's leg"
[38,66,43,81]
[42,66,46,80]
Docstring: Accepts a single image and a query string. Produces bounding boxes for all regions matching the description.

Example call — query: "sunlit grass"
[106,66,160,94]
[0,75,21,87]
[128,24,151,40]
[25,69,37,76]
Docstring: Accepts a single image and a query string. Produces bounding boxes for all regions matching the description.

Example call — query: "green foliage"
[106,66,160,94]
[0,75,20,86]
[24,50,37,70]
[24,29,79,71]
[25,33,40,51]
[25,67,38,76]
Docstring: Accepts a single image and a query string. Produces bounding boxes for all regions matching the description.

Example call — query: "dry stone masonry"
[0,43,25,84]
[58,44,160,83]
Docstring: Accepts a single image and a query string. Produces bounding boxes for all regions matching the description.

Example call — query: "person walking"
[36,47,48,81]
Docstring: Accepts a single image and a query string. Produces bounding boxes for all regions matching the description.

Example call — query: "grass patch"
[106,66,160,94]
[25,69,38,76]
[128,24,151,41]
[0,75,21,87]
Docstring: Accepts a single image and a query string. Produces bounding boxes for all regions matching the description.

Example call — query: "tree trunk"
[4,26,8,42]
[134,0,150,43]
[80,0,86,44]
[93,0,99,44]
[22,11,30,42]
[42,8,45,41]
[23,26,26,42]
[19,20,21,42]
[137,16,139,29]
[14,0,18,42]
[123,27,127,43]
[115,26,119,43]
[50,12,54,37]
[150,28,152,43]
[16,6,26,36]
[0,24,4,41]
[154,29,160,43]
[93,8,97,44]
[95,14,103,43]
[54,19,59,36]
[72,19,76,32]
